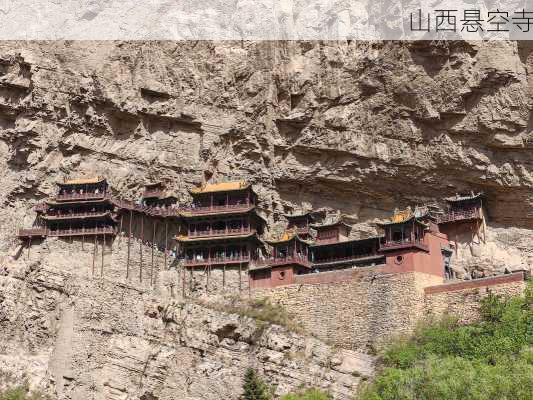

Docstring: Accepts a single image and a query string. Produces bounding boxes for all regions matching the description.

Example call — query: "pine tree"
[241,368,271,400]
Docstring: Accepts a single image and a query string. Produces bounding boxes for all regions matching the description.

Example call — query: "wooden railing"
[188,227,252,238]
[183,254,251,266]
[437,208,480,224]
[18,227,48,237]
[55,192,106,201]
[254,255,310,268]
[312,252,380,265]
[43,211,110,220]
[180,203,251,215]
[143,189,165,198]
[48,226,116,237]
[379,240,429,252]
[111,198,179,217]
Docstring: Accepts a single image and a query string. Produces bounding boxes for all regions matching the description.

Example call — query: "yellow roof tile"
[60,176,105,185]
[190,180,249,194]
[390,208,413,223]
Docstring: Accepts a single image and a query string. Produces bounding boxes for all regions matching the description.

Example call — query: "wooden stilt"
[82,235,85,251]
[127,210,132,279]
[190,267,193,292]
[206,265,209,293]
[223,264,226,287]
[248,264,251,298]
[119,214,124,245]
[92,235,97,276]
[139,215,144,283]
[27,237,31,260]
[182,266,186,297]
[151,220,156,286]
[101,234,105,277]
[239,262,242,291]
[164,220,168,270]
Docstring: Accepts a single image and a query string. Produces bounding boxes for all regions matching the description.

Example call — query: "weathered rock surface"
[0,41,530,277]
[0,258,367,399]
[0,40,531,398]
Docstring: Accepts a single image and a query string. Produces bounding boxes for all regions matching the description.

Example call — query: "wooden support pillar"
[140,215,144,283]
[164,220,168,269]
[119,214,124,245]
[127,210,132,279]
[92,234,97,276]
[101,234,105,277]
[206,265,209,293]
[222,264,226,287]
[82,235,85,251]
[239,262,242,291]
[189,267,193,292]
[151,220,156,286]
[182,266,186,297]
[27,237,31,260]
[248,263,251,298]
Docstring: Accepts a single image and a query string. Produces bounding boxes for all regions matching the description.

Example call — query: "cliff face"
[0,40,531,399]
[0,259,368,399]
[0,40,531,275]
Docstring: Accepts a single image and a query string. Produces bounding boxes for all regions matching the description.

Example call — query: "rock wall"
[0,257,371,400]
[424,271,528,323]
[254,268,442,350]
[0,41,531,278]
[0,40,532,399]
[255,268,528,350]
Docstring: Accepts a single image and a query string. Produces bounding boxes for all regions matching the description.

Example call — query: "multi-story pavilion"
[18,176,116,240]
[177,181,265,272]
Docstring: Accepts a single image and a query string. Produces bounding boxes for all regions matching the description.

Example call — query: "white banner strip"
[0,0,532,40]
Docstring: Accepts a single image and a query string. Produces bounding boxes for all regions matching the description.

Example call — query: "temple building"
[437,192,486,245]
[283,211,323,240]
[250,215,384,288]
[176,181,265,280]
[250,231,311,288]
[18,176,117,241]
[141,182,179,209]
[377,207,450,278]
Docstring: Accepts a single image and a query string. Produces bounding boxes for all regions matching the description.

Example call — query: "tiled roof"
[59,176,105,185]
[190,180,250,194]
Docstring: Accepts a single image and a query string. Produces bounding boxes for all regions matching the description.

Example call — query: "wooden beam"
[151,220,156,286]
[164,220,168,269]
[139,214,144,283]
[101,234,105,277]
[92,234,96,276]
[127,210,132,279]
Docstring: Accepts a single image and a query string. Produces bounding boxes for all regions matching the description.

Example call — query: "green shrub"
[240,368,272,400]
[360,282,533,400]
[280,388,332,400]
[0,385,49,400]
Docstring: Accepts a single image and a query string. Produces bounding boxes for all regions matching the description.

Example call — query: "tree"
[241,368,271,400]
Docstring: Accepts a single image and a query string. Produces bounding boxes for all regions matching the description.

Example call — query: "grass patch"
[358,280,533,400]
[198,296,304,334]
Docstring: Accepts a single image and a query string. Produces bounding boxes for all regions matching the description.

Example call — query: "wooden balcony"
[437,208,481,224]
[48,226,116,237]
[252,255,310,270]
[112,198,179,217]
[312,253,383,267]
[55,192,106,202]
[143,189,165,198]
[182,254,251,267]
[34,202,49,212]
[188,227,252,238]
[18,227,48,238]
[180,203,252,216]
[379,240,429,252]
[42,211,111,221]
